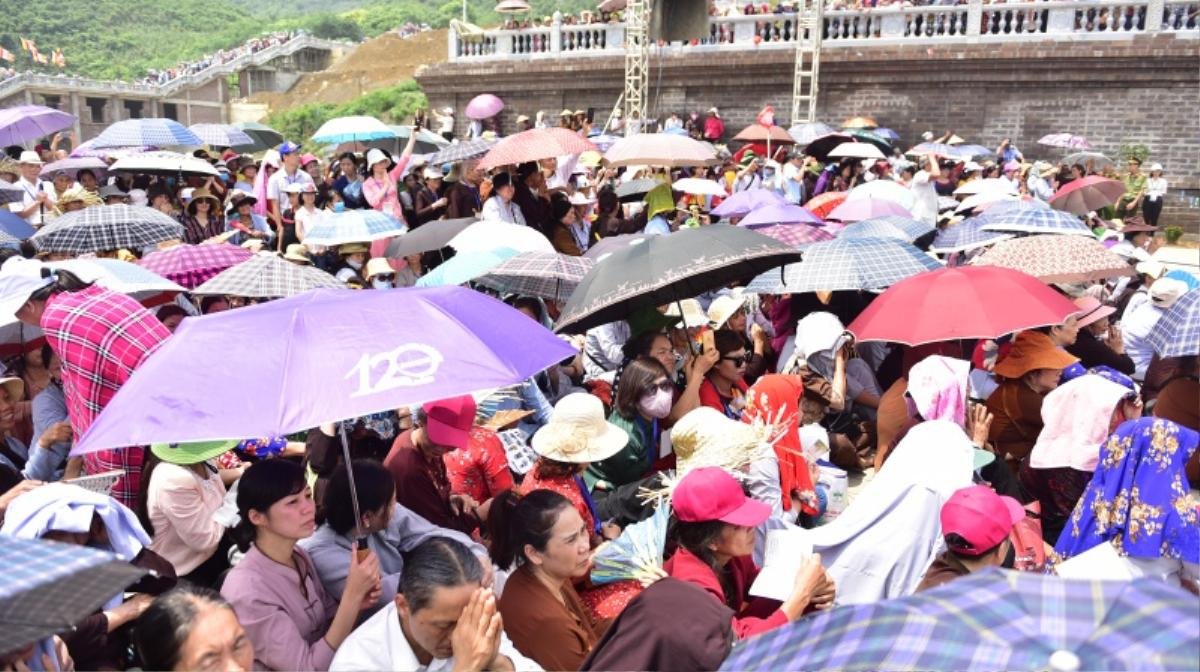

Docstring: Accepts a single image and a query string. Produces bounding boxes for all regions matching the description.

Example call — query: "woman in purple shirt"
[220,460,382,671]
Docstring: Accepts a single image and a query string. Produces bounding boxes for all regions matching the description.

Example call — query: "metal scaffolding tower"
[790,0,826,124]
[623,0,650,135]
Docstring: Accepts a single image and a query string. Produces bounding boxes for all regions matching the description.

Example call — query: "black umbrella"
[615,179,659,203]
[383,217,478,259]
[846,129,894,155]
[554,225,803,334]
[804,132,855,161]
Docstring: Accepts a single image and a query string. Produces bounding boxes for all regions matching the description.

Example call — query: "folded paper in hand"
[749,526,813,601]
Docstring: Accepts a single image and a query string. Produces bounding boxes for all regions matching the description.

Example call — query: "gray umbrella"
[383,218,478,259]
[426,138,499,166]
[615,179,659,203]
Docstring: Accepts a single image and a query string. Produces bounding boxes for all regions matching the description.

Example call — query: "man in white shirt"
[908,154,940,226]
[331,539,540,672]
[266,141,314,234]
[1026,161,1056,202]
[11,151,54,226]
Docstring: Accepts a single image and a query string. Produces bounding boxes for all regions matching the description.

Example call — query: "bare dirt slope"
[252,29,446,112]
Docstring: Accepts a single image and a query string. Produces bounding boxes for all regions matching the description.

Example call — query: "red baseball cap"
[672,467,771,527]
[940,485,1025,556]
[422,395,476,450]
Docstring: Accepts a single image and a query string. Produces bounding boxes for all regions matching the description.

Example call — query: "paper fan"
[590,503,670,586]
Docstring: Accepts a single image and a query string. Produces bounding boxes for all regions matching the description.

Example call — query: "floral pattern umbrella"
[972,234,1135,284]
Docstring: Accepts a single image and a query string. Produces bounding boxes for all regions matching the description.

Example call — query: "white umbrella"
[109,152,219,177]
[956,192,1024,213]
[48,258,185,297]
[672,178,727,198]
[604,133,717,168]
[846,181,915,211]
[449,221,555,254]
[953,178,1018,197]
[826,142,886,160]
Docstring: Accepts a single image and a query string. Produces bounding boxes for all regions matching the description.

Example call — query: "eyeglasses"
[375,274,395,281]
[722,354,748,367]
[642,380,674,395]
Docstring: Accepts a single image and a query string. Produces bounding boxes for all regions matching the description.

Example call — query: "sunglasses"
[642,380,674,395]
[722,354,748,367]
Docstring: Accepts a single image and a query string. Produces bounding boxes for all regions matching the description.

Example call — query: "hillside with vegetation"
[2,0,595,80]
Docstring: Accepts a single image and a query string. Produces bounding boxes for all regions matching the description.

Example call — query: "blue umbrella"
[0,536,146,655]
[417,248,521,288]
[841,215,935,243]
[302,209,407,247]
[0,210,35,240]
[874,127,901,142]
[0,105,76,146]
[310,116,397,145]
[720,568,1200,672]
[929,216,1013,254]
[746,236,941,294]
[1147,288,1199,358]
[980,205,1091,236]
[91,118,203,149]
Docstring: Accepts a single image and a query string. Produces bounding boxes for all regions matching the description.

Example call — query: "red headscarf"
[742,374,818,516]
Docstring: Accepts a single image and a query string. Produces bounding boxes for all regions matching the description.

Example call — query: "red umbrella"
[806,191,846,219]
[848,266,1079,346]
[1049,176,1125,215]
[478,128,596,170]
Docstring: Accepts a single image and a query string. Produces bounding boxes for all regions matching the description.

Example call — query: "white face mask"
[372,279,393,289]
[637,388,673,419]
[346,258,363,270]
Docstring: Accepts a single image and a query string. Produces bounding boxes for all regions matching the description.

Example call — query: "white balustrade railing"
[449,0,1198,60]
[0,35,352,102]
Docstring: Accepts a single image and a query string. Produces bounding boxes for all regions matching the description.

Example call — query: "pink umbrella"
[604,133,717,168]
[1049,176,1125,215]
[478,128,596,170]
[1038,133,1092,150]
[755,224,835,247]
[826,196,912,223]
[138,243,254,290]
[738,203,823,227]
[465,94,505,121]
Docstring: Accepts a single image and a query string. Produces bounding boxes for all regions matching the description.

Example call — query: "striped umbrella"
[30,205,184,254]
[979,205,1092,236]
[746,237,942,294]
[478,128,596,171]
[972,234,1135,284]
[192,253,341,298]
[188,123,255,148]
[138,244,254,289]
[1147,289,1199,358]
[475,251,594,302]
[753,223,834,247]
[301,209,406,247]
[91,118,202,149]
[720,568,1200,672]
[840,215,935,243]
[426,137,500,165]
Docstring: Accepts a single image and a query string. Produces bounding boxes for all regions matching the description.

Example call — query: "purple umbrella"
[465,94,505,121]
[69,139,155,160]
[738,202,823,228]
[826,196,912,223]
[0,105,76,146]
[73,286,575,453]
[39,156,108,179]
[711,189,786,218]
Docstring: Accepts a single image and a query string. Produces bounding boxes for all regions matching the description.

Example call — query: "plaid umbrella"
[476,251,594,302]
[746,237,941,294]
[0,536,147,655]
[840,215,934,243]
[192,253,342,298]
[753,223,834,247]
[788,122,835,146]
[383,217,477,259]
[301,209,406,247]
[979,205,1092,236]
[31,205,184,254]
[427,138,499,165]
[972,234,1135,284]
[69,139,156,160]
[138,243,254,289]
[0,183,24,208]
[1147,288,1199,358]
[478,128,596,171]
[188,123,254,148]
[555,225,801,334]
[91,118,202,149]
[1039,133,1092,150]
[720,568,1200,672]
[929,217,1014,254]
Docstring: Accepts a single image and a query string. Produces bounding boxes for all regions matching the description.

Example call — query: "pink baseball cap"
[300,153,319,166]
[940,485,1025,556]
[672,467,771,527]
[422,395,476,450]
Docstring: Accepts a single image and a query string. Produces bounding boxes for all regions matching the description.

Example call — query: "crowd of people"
[139,31,302,86]
[0,98,1196,672]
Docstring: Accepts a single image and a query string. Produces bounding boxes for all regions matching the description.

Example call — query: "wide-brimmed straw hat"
[670,406,774,476]
[56,185,102,209]
[992,331,1079,379]
[707,294,747,329]
[531,393,628,463]
[282,244,310,264]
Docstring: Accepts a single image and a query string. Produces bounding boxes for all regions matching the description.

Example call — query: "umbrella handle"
[337,422,365,541]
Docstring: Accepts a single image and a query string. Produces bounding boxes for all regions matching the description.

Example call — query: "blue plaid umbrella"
[301,209,407,247]
[720,568,1200,672]
[1148,288,1199,358]
[91,118,203,149]
[980,205,1091,236]
[417,248,521,288]
[0,536,146,655]
[840,215,934,243]
[930,217,1014,253]
[188,123,255,148]
[746,237,941,294]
